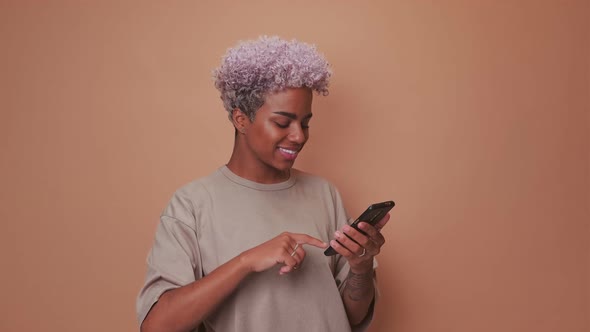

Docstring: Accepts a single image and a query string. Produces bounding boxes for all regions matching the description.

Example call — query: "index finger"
[373,213,391,231]
[290,233,329,249]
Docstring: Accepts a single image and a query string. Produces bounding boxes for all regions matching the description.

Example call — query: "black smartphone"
[324,200,395,256]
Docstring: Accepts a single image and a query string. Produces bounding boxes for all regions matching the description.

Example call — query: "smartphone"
[324,200,395,256]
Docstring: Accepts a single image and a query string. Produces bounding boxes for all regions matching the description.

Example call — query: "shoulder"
[161,169,224,225]
[292,168,342,198]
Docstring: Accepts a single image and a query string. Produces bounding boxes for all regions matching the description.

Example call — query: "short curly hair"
[213,36,332,121]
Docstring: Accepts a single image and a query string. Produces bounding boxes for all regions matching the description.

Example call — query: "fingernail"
[335,231,342,238]
[343,225,351,232]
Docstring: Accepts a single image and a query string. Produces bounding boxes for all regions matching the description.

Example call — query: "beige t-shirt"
[137,166,377,331]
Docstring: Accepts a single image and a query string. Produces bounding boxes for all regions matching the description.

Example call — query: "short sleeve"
[135,215,202,325]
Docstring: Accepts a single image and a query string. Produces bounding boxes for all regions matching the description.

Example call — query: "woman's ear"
[231,108,249,134]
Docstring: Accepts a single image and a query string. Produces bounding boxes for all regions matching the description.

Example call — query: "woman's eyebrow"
[272,111,313,120]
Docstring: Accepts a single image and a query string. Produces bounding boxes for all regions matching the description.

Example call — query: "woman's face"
[240,87,313,180]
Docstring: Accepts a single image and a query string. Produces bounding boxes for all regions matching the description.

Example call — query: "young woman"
[137,36,390,332]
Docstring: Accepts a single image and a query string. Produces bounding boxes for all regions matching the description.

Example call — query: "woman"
[137,36,390,332]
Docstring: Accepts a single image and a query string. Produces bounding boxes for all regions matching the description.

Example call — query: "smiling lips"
[278,147,300,160]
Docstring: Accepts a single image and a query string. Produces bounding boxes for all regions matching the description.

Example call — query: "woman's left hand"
[329,213,390,272]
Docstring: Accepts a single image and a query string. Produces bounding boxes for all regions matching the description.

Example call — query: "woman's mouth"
[278,147,299,160]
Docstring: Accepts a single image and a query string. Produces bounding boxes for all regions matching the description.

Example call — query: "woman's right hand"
[240,232,328,275]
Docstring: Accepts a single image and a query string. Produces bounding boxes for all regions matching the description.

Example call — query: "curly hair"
[213,36,332,121]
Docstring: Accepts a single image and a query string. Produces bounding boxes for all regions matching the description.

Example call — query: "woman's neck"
[226,150,290,184]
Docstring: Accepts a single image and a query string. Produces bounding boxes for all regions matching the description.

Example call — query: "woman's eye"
[275,122,289,128]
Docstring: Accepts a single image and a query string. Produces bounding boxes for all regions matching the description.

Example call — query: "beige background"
[1,1,588,331]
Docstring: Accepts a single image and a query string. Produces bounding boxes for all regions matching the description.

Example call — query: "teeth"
[279,148,297,155]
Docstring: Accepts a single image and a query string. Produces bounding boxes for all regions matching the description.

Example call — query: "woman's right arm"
[140,252,251,332]
[140,232,328,332]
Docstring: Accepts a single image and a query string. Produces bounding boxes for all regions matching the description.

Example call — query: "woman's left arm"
[329,214,390,326]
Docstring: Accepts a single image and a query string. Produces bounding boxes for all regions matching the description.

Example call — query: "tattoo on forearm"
[344,270,374,302]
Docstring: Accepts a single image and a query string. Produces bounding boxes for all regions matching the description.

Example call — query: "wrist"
[349,260,373,275]
[236,251,256,274]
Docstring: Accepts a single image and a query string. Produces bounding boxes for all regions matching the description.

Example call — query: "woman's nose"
[289,125,306,143]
